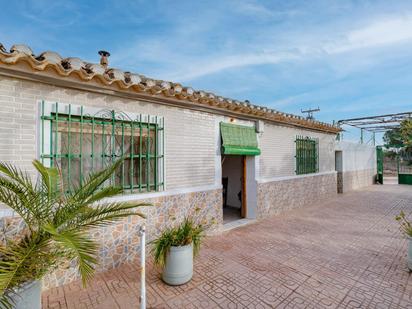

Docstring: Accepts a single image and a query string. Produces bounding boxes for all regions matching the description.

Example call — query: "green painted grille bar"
[41,100,45,165]
[130,120,134,192]
[146,115,150,192]
[139,115,143,193]
[53,102,58,168]
[80,106,84,186]
[162,117,165,190]
[102,121,105,170]
[40,102,164,193]
[91,116,95,172]
[111,110,116,186]
[67,104,72,192]
[295,135,319,175]
[155,115,158,191]
[121,120,125,189]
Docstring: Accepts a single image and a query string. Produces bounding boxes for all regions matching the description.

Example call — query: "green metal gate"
[398,154,412,185]
[376,146,383,184]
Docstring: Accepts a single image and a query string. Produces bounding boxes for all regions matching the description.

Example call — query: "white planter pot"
[12,280,41,309]
[408,237,412,271]
[162,244,193,285]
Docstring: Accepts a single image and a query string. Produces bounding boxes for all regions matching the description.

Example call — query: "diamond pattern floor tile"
[43,185,412,308]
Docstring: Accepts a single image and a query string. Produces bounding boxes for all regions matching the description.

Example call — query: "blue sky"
[2,0,412,142]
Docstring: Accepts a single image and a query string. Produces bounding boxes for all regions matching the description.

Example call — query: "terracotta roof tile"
[0,43,340,133]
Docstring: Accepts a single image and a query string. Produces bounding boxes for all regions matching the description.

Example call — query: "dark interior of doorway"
[335,151,343,193]
[222,155,245,224]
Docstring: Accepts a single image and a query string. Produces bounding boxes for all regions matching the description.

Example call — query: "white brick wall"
[259,123,336,180]
[0,75,340,212]
[0,78,37,174]
[164,109,215,189]
[0,76,216,193]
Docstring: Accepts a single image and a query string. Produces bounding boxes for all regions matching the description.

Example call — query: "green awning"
[220,122,261,156]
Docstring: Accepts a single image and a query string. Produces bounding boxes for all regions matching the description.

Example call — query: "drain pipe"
[139,225,146,309]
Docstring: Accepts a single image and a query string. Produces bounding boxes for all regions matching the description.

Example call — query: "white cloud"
[174,15,412,82]
[110,8,412,84]
[166,51,300,81]
[18,0,81,28]
[234,0,302,19]
[325,14,412,54]
[235,1,275,18]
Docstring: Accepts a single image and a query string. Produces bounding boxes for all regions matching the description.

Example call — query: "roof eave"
[0,46,341,135]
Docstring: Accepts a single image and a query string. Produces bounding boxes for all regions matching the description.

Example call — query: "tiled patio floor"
[43,184,412,308]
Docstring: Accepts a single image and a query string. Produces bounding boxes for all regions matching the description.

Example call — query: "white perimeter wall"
[335,141,376,172]
[335,140,376,192]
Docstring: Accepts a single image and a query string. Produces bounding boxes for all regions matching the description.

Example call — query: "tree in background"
[400,119,412,149]
[383,119,412,150]
[383,128,404,148]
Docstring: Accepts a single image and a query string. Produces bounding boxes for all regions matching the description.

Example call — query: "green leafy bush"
[151,218,205,268]
[0,160,150,309]
[395,211,412,237]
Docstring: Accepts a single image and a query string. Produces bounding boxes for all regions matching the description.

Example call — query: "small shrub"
[395,211,412,237]
[151,218,204,268]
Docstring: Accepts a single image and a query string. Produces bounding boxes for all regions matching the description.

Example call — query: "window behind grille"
[40,102,164,193]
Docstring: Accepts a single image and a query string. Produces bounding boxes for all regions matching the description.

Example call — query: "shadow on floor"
[223,206,241,224]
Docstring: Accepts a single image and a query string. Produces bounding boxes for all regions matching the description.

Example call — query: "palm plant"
[0,159,150,309]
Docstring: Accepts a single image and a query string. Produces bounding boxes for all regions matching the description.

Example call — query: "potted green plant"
[0,160,149,309]
[151,218,205,285]
[395,210,412,271]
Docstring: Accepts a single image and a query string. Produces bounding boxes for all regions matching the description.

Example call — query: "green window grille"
[40,101,164,193]
[295,136,319,175]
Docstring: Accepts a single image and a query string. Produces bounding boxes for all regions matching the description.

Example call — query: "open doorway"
[222,155,246,223]
[335,151,343,193]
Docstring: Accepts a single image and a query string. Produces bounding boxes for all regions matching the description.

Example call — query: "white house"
[0,43,376,288]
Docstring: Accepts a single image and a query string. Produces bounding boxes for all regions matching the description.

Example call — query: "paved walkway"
[43,185,412,308]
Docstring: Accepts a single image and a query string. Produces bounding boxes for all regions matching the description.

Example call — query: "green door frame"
[376,146,383,184]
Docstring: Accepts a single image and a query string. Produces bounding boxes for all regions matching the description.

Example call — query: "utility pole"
[301,107,320,120]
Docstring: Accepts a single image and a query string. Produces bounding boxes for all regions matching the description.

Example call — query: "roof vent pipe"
[98,50,110,68]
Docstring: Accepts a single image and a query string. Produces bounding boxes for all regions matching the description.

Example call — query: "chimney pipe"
[98,50,110,68]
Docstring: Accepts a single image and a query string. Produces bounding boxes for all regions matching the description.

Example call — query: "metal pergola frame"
[337,111,412,131]
[336,111,412,144]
